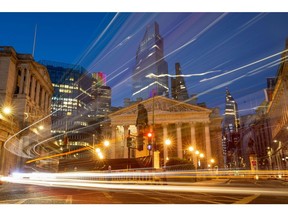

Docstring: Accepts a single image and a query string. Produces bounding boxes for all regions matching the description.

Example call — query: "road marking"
[103,192,122,204]
[233,194,260,204]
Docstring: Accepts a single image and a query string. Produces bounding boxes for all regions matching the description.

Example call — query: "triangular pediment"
[109,96,212,117]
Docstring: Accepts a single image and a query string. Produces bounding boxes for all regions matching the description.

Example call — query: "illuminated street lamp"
[165,139,171,163]
[95,148,101,153]
[38,125,44,130]
[165,139,171,146]
[98,152,104,159]
[2,106,12,115]
[188,146,194,152]
[104,140,110,147]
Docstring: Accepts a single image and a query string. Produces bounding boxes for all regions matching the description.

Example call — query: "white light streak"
[2,170,288,197]
[132,81,169,96]
[200,49,288,82]
[146,70,221,78]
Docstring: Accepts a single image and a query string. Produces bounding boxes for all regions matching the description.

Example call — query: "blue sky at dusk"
[1,11,288,116]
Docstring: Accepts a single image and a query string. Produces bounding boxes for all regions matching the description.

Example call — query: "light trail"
[182,13,267,69]
[1,170,288,197]
[145,70,221,78]
[132,81,169,96]
[113,14,227,96]
[200,49,288,82]
[75,13,120,67]
[25,146,93,164]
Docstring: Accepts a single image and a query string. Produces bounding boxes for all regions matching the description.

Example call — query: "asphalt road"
[0,178,288,204]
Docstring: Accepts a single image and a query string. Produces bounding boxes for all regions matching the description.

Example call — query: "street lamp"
[199,153,204,168]
[104,140,110,147]
[38,125,44,130]
[165,139,171,163]
[208,158,215,170]
[188,146,194,161]
[188,146,194,152]
[2,106,12,115]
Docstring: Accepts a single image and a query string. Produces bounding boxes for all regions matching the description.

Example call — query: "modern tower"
[132,22,169,100]
[171,62,189,101]
[222,88,240,168]
[91,72,111,119]
[40,60,95,157]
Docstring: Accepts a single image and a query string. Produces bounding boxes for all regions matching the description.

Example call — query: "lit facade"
[132,22,169,100]
[91,72,111,119]
[108,96,223,169]
[222,88,241,168]
[267,39,288,170]
[0,46,54,175]
[41,61,112,161]
[40,60,94,157]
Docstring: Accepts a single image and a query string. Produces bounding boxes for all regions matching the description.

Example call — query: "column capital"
[189,122,196,127]
[123,125,130,130]
[162,123,169,128]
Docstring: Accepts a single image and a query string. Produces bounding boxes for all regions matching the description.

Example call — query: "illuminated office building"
[40,61,112,159]
[222,88,240,168]
[91,72,111,119]
[171,62,189,101]
[132,22,169,100]
[40,61,93,157]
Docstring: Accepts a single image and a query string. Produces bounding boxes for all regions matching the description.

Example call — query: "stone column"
[205,122,212,162]
[190,122,197,168]
[35,82,40,106]
[123,125,129,158]
[163,123,168,164]
[31,76,36,102]
[45,93,49,112]
[19,68,25,94]
[111,125,117,159]
[176,123,183,158]
[41,88,45,108]
[24,69,31,96]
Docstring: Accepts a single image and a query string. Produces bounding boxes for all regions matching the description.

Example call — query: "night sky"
[1,11,288,116]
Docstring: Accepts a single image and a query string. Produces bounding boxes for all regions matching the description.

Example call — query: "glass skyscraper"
[222,88,240,168]
[132,22,169,100]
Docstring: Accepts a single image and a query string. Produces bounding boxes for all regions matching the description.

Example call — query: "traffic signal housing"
[147,132,153,145]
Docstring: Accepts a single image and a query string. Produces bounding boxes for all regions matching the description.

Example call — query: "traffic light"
[137,133,144,151]
[147,144,152,151]
[147,132,153,145]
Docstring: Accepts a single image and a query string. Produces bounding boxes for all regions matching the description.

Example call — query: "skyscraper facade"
[40,60,95,158]
[171,62,189,101]
[132,22,169,100]
[222,88,240,168]
[91,72,111,119]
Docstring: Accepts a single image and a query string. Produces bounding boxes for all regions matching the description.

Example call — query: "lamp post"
[103,140,110,147]
[188,146,194,161]
[165,138,171,165]
[199,153,204,169]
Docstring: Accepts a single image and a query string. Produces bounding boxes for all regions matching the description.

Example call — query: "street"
[1,178,288,204]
